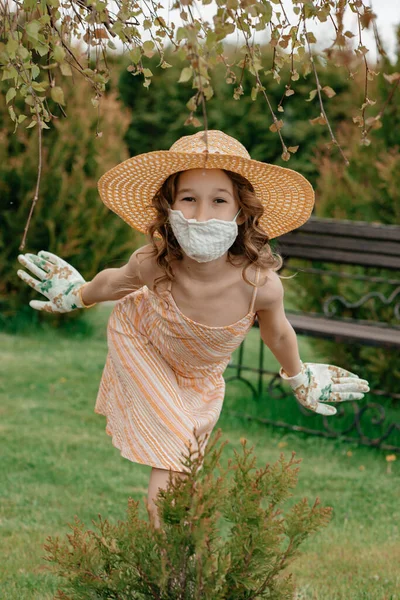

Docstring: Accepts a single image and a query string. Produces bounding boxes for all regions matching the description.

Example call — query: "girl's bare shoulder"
[134,242,164,287]
[254,268,284,313]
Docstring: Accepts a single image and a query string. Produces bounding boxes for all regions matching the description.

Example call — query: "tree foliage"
[43,428,332,599]
[1,1,400,249]
[279,35,400,396]
[0,55,143,330]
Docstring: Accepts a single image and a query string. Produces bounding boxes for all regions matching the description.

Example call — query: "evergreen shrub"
[43,428,332,600]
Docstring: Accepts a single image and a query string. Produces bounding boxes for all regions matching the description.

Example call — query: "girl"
[17,129,369,529]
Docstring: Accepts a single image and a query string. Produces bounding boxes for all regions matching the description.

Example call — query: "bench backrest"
[275,216,400,270]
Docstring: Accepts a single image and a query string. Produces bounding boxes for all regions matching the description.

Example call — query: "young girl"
[17,129,369,529]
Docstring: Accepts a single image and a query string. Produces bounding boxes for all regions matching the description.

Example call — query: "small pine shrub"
[43,428,332,599]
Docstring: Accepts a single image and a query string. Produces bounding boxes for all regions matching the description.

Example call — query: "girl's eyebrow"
[177,187,233,197]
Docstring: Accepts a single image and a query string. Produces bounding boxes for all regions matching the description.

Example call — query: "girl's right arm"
[17,244,150,313]
[81,246,146,305]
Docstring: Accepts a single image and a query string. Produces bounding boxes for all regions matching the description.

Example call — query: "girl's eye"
[181,197,227,203]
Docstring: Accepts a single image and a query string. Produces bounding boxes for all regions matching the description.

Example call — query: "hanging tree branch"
[0,0,397,248]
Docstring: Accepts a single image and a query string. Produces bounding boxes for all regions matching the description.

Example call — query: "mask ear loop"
[163,219,173,311]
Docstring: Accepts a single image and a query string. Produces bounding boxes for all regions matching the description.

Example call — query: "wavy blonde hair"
[133,169,295,303]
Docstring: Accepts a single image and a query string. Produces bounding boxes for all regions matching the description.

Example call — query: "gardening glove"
[279,360,370,417]
[16,250,96,313]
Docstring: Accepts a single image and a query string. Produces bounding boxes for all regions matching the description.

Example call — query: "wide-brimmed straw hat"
[97,129,315,240]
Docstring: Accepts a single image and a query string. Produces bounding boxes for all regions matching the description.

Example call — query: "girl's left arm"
[256,271,301,376]
[256,272,370,417]
[261,323,302,378]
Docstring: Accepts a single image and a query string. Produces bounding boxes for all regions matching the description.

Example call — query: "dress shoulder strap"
[166,267,260,312]
[165,276,173,292]
[249,265,261,313]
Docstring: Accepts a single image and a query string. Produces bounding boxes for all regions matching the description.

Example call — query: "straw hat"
[97,129,315,240]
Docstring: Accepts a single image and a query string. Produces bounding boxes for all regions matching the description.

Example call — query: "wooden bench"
[267,216,400,349]
[225,216,400,450]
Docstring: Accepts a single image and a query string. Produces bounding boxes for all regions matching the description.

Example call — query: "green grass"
[1,303,399,600]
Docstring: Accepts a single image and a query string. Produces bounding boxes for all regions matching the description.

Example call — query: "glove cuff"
[77,282,97,309]
[279,360,305,383]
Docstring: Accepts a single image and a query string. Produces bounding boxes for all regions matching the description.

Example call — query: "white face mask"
[167,207,241,263]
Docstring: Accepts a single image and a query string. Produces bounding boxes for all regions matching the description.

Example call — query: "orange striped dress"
[94,265,261,472]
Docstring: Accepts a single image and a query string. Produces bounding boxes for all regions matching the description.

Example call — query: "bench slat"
[284,312,400,348]
[296,217,400,241]
[275,244,400,269]
[277,234,400,257]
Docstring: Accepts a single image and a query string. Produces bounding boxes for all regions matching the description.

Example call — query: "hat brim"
[97,150,314,240]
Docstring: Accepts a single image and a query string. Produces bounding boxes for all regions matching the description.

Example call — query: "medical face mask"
[167,207,242,263]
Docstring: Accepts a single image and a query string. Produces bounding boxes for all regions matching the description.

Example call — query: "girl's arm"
[81,246,146,305]
[256,271,302,377]
[17,247,147,313]
[256,270,370,417]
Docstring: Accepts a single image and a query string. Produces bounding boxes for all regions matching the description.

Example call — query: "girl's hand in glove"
[16,250,93,313]
[279,361,370,416]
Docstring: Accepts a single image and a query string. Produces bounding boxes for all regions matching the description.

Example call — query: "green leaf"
[6,87,16,104]
[186,95,197,111]
[31,82,48,92]
[8,105,16,122]
[36,44,49,57]
[2,67,18,81]
[178,67,192,83]
[305,89,318,102]
[6,37,19,58]
[129,47,141,64]
[31,64,40,79]
[203,85,214,100]
[51,86,65,105]
[262,1,272,22]
[142,68,153,78]
[18,45,30,60]
[192,74,208,88]
[26,20,41,41]
[53,45,66,63]
[60,62,72,77]
[305,31,317,44]
[142,40,154,52]
[176,27,188,42]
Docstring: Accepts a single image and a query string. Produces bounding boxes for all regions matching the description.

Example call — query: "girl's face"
[171,168,241,222]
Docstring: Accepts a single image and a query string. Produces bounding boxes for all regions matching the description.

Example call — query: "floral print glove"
[17,250,94,313]
[279,361,370,416]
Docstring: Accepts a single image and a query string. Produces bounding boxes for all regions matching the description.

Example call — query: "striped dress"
[95,265,261,472]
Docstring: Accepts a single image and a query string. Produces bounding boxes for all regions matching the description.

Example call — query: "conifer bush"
[43,428,332,599]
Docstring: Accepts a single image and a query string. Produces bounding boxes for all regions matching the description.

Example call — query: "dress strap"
[166,268,260,311]
[166,276,173,292]
[249,265,261,313]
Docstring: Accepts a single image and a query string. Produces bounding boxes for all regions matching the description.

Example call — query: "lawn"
[1,302,399,599]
